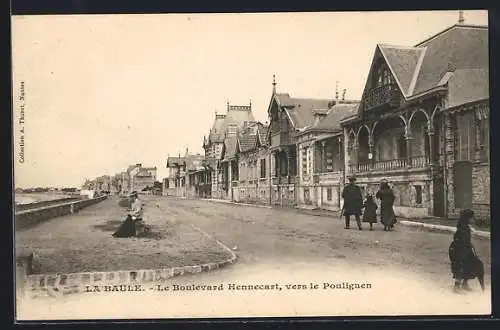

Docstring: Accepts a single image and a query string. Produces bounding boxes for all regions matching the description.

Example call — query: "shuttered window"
[456,112,475,161]
[260,159,266,178]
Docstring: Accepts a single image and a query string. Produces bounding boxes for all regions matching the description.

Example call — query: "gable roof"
[352,24,488,121]
[236,122,267,153]
[378,44,426,96]
[257,124,269,146]
[207,104,255,145]
[313,102,360,132]
[273,93,336,130]
[208,114,227,144]
[238,134,258,153]
[411,24,488,97]
[185,153,205,172]
[446,68,489,108]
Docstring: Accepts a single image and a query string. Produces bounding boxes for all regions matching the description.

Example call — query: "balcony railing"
[271,176,296,185]
[348,155,430,174]
[364,84,401,111]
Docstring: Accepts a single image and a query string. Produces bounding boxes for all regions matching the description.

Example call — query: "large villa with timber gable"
[166,20,489,222]
[340,22,489,220]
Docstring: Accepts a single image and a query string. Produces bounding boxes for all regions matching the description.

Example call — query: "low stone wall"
[15,197,81,212]
[15,196,108,230]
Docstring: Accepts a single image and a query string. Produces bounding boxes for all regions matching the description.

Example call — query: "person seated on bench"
[113,191,145,238]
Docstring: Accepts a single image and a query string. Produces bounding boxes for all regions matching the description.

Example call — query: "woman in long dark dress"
[375,180,396,231]
[448,209,485,292]
[362,193,378,231]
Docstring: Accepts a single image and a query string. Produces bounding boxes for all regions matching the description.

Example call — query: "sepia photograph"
[11,10,491,320]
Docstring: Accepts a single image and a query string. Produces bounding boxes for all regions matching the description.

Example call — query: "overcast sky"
[12,10,488,188]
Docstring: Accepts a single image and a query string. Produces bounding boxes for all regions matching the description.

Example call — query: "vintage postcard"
[12,10,491,320]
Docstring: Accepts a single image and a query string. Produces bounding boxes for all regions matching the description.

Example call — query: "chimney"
[335,81,339,101]
[458,10,465,24]
[342,89,347,101]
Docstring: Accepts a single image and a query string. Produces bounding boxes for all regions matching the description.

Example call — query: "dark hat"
[129,191,138,197]
[347,175,356,182]
[459,209,474,222]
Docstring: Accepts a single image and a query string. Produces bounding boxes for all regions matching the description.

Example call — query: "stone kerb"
[19,223,237,299]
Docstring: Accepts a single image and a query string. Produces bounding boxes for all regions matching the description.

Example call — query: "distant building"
[165,155,186,196]
[126,164,157,193]
[232,121,270,204]
[203,102,256,199]
[295,100,359,210]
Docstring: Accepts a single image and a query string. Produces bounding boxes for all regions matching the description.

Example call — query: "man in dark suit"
[341,176,363,230]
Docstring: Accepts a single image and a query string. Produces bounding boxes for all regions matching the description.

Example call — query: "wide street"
[18,195,492,319]
[156,196,491,287]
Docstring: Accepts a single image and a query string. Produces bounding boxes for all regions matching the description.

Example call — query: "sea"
[14,192,75,205]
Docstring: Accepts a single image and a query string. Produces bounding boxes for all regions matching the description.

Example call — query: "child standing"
[362,193,378,231]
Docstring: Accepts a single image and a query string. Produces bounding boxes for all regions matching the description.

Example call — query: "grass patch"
[16,196,233,275]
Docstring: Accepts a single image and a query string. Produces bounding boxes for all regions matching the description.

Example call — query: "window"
[304,188,311,204]
[477,118,489,162]
[456,112,475,161]
[414,185,422,205]
[325,143,334,172]
[327,188,332,201]
[374,61,394,87]
[260,159,266,178]
[302,147,308,176]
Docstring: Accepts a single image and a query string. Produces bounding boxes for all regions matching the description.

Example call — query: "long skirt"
[449,241,485,289]
[380,204,396,227]
[112,215,136,238]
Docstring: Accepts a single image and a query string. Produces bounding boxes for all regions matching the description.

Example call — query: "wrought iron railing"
[364,84,400,110]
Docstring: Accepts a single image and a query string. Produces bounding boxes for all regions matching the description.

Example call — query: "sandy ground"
[16,196,492,319]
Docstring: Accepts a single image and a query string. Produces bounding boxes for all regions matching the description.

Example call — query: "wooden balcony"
[364,84,401,111]
[270,132,293,148]
[348,155,430,174]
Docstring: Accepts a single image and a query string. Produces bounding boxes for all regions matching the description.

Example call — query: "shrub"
[474,217,490,229]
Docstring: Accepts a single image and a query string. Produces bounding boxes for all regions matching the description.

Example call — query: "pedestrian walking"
[362,193,378,231]
[341,176,363,230]
[448,209,485,293]
[375,180,396,231]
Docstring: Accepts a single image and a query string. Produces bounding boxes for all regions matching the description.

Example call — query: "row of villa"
[164,21,490,220]
[83,163,158,195]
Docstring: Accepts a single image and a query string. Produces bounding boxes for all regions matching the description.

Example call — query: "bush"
[474,217,490,229]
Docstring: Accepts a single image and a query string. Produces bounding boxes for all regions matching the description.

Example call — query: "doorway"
[453,161,473,209]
